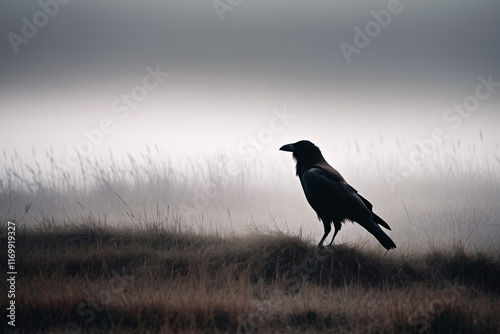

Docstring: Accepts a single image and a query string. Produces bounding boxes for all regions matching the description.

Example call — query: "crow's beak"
[279,144,295,152]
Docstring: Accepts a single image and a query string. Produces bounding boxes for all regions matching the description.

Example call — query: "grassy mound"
[1,219,499,333]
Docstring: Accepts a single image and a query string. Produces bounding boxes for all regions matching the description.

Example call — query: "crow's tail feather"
[361,219,396,250]
[373,213,391,230]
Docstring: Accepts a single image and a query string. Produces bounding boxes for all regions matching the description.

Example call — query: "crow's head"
[280,140,326,175]
[280,140,316,153]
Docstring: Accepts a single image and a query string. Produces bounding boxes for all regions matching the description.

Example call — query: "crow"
[280,140,396,250]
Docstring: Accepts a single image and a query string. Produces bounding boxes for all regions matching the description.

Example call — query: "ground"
[1,218,499,334]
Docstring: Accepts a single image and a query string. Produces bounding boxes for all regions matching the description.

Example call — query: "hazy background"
[1,0,499,250]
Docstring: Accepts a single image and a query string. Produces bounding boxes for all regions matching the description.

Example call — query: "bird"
[280,140,396,250]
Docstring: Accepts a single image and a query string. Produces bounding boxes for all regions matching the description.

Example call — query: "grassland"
[1,142,499,333]
[1,217,499,334]
[2,140,500,248]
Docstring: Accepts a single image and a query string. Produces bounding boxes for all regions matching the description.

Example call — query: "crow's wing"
[312,163,346,183]
[301,167,372,222]
[310,165,392,230]
[312,163,375,209]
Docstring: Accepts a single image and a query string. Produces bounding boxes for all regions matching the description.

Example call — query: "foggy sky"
[1,0,499,159]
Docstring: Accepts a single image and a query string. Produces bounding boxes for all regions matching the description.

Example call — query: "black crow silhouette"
[280,140,396,250]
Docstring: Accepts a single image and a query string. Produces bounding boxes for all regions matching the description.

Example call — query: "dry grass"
[1,217,499,333]
[2,141,499,250]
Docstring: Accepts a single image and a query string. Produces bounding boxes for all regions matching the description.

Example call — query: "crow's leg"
[327,229,339,247]
[328,222,341,247]
[318,221,331,248]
